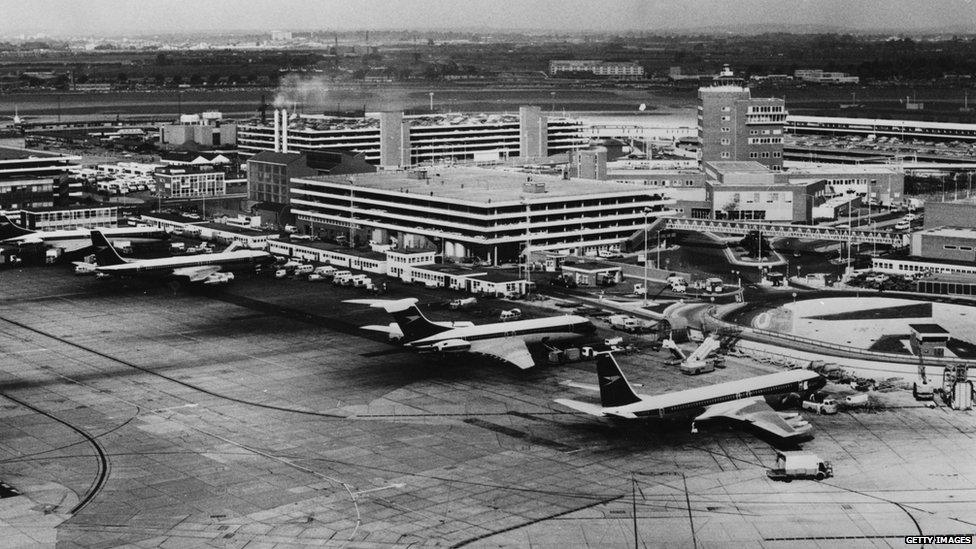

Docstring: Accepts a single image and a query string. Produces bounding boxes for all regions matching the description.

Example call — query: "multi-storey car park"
[289,167,676,264]
[787,115,976,142]
[237,109,588,166]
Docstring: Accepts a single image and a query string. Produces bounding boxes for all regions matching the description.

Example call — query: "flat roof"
[387,247,437,255]
[786,164,900,175]
[272,239,387,260]
[143,213,208,224]
[413,264,487,275]
[705,161,771,173]
[0,146,74,161]
[469,271,527,283]
[562,261,622,272]
[908,323,950,334]
[918,226,976,239]
[199,222,278,236]
[303,167,651,204]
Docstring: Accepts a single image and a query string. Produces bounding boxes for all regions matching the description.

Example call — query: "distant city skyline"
[1,0,976,38]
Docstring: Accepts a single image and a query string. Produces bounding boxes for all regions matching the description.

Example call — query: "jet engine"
[432,339,471,352]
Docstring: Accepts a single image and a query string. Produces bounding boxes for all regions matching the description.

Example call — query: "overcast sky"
[2,0,975,37]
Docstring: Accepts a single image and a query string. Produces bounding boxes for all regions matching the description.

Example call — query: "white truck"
[608,314,643,333]
[500,308,522,322]
[313,265,336,278]
[801,393,838,415]
[767,451,833,482]
[73,262,97,275]
[449,297,477,310]
[343,274,367,287]
[704,277,724,293]
[633,282,648,296]
[331,270,353,285]
[293,264,314,277]
[666,275,687,293]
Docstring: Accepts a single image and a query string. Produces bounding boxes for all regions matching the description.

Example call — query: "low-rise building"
[560,261,623,286]
[267,240,388,273]
[703,161,826,222]
[0,147,82,210]
[140,213,273,249]
[12,205,118,231]
[549,60,644,79]
[467,272,530,297]
[793,70,859,84]
[398,263,488,290]
[154,165,226,198]
[159,111,237,147]
[910,227,976,263]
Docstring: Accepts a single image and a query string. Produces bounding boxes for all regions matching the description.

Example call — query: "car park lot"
[2,267,976,547]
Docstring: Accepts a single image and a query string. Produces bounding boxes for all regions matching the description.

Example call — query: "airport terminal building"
[289,167,676,263]
[238,107,587,167]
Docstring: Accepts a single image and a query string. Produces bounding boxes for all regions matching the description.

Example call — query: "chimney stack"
[273,108,281,152]
[281,108,289,153]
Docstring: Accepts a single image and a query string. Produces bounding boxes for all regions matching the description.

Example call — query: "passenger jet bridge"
[664,218,909,247]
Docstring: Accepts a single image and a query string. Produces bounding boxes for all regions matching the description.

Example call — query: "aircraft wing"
[172,265,222,282]
[554,398,607,416]
[695,397,812,440]
[468,337,536,369]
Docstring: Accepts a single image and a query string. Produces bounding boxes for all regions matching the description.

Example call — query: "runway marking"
[354,483,405,496]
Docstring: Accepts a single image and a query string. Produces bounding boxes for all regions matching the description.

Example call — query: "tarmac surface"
[1,266,976,548]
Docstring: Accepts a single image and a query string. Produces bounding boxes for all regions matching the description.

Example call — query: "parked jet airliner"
[557,353,825,442]
[0,214,168,255]
[90,230,273,284]
[346,297,596,369]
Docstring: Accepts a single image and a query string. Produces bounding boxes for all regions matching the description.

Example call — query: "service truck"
[500,308,522,322]
[801,393,838,415]
[704,277,724,293]
[666,275,687,293]
[343,273,367,287]
[331,270,353,284]
[449,297,477,310]
[767,451,833,481]
[313,265,336,278]
[608,314,643,333]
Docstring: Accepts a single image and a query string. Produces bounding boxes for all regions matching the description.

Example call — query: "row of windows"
[944,245,975,251]
[659,382,798,414]
[875,260,976,275]
[749,129,782,135]
[748,106,785,113]
[34,210,113,221]
[919,281,976,296]
[749,151,783,159]
[747,137,783,145]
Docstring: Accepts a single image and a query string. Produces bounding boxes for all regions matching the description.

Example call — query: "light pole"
[642,208,650,307]
[428,92,434,111]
